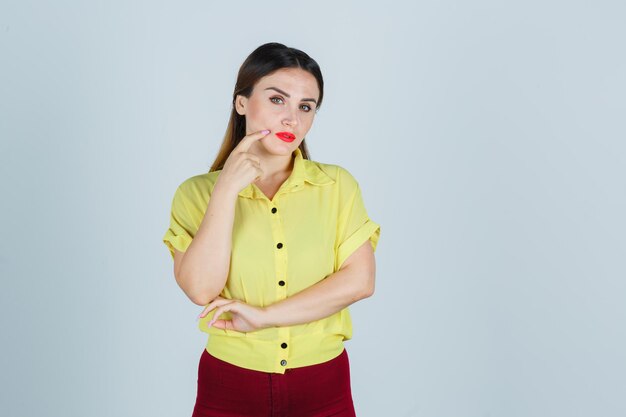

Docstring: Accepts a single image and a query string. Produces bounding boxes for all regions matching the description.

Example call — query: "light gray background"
[1,1,625,416]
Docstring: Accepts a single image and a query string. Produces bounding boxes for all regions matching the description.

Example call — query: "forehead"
[255,68,319,99]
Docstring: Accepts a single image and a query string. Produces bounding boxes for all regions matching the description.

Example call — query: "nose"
[282,107,298,128]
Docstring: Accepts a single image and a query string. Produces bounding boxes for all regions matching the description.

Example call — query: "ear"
[234,94,248,116]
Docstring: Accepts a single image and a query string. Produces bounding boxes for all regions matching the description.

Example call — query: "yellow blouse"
[163,147,380,373]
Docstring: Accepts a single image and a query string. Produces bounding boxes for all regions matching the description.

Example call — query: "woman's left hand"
[198,296,270,333]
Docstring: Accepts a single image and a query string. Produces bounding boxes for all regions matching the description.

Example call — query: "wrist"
[213,180,239,200]
[261,305,279,329]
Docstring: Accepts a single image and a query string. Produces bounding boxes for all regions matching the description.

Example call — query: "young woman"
[163,42,381,417]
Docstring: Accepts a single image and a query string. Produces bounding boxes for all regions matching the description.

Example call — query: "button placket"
[269,199,290,372]
[270,202,288,299]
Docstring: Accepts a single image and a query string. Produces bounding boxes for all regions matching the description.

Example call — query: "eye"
[270,96,312,113]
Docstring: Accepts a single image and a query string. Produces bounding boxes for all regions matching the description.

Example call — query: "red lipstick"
[275,131,296,142]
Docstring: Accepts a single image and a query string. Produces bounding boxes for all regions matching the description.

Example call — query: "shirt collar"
[238,148,335,199]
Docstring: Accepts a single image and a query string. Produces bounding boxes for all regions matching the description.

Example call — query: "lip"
[275,131,296,142]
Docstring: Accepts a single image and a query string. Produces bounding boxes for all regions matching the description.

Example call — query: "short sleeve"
[162,184,197,260]
[334,174,381,271]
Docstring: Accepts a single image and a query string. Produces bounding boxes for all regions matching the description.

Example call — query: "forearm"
[263,265,374,327]
[178,182,238,305]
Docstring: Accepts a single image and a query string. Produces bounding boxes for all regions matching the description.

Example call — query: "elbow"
[346,245,376,301]
[357,273,376,300]
[189,294,210,306]
[188,286,224,306]
[360,283,375,299]
[344,263,375,302]
[178,280,207,306]
[176,273,225,306]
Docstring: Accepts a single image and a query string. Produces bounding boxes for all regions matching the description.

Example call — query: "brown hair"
[209,42,325,172]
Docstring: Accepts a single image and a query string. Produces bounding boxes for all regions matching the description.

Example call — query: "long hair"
[209,42,324,172]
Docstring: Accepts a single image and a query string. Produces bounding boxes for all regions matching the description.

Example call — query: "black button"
[278,280,285,286]
[280,359,287,366]
[281,343,288,349]
[276,243,283,249]
[271,207,277,213]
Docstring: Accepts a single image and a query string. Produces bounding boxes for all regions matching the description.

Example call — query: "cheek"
[301,115,315,131]
[246,101,280,124]
[246,104,263,121]
[304,114,315,125]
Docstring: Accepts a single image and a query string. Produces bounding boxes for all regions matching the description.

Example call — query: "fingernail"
[261,130,270,134]
[196,312,203,320]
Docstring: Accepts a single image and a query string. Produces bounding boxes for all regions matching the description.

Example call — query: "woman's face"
[235,67,320,156]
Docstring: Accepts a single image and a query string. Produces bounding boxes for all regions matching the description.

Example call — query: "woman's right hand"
[215,129,271,194]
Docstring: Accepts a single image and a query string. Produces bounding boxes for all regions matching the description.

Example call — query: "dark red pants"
[192,347,357,417]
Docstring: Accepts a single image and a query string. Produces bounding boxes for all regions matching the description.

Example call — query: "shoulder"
[173,170,221,203]
[307,160,370,213]
[177,170,220,192]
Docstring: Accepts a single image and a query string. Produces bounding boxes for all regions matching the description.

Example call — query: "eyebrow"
[264,87,318,105]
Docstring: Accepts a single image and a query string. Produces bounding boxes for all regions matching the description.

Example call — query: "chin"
[261,136,298,155]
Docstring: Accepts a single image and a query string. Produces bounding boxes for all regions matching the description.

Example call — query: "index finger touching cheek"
[234,129,271,153]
